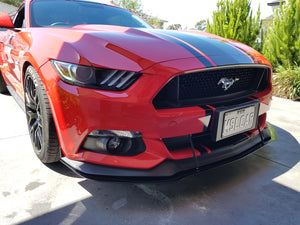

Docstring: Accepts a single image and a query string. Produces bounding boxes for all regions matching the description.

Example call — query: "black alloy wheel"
[25,74,43,151]
[0,72,8,94]
[24,66,61,163]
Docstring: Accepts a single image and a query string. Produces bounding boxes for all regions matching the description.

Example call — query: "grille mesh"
[179,67,261,99]
[153,66,269,109]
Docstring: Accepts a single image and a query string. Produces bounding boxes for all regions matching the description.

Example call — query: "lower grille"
[163,132,249,152]
[153,66,270,109]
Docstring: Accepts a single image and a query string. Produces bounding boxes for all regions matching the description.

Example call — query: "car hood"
[30,25,267,72]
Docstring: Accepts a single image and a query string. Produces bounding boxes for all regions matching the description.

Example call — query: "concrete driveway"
[0,94,299,225]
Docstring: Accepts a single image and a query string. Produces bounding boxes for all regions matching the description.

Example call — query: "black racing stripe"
[199,105,213,117]
[196,146,209,155]
[245,131,253,137]
[158,31,254,66]
[148,30,215,67]
[248,96,259,100]
[228,43,260,64]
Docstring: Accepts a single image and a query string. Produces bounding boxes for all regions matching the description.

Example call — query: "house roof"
[267,0,286,6]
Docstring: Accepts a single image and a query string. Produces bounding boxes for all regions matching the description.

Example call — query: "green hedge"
[0,0,21,7]
[263,0,299,69]
[272,67,300,100]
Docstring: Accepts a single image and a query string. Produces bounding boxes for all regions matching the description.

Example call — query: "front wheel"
[0,72,8,94]
[24,66,61,163]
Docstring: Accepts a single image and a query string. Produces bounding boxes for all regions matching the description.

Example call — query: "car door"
[3,4,29,99]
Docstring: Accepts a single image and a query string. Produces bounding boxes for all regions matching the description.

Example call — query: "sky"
[101,0,274,29]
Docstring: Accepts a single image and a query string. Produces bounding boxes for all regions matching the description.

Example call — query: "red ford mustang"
[0,0,277,182]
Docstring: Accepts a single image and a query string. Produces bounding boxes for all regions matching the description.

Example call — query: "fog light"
[81,130,145,156]
[107,137,121,151]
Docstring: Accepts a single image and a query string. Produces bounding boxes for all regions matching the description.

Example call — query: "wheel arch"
[22,61,33,86]
[0,68,9,94]
[23,61,65,157]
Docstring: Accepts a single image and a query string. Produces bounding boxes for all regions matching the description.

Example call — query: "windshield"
[30,0,153,28]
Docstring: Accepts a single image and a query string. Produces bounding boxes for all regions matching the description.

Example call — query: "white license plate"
[212,102,259,142]
[222,106,256,138]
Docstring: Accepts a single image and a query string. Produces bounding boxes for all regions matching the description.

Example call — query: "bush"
[206,0,262,51]
[0,0,21,7]
[272,67,300,100]
[263,0,300,69]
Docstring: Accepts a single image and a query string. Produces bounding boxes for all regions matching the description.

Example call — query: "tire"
[0,72,8,94]
[24,66,61,163]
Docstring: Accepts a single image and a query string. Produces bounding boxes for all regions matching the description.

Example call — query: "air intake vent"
[95,69,142,91]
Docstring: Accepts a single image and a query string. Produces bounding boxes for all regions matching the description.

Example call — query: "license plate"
[212,102,259,142]
[222,106,256,138]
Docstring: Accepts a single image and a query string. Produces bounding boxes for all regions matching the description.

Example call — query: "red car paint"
[0,0,275,180]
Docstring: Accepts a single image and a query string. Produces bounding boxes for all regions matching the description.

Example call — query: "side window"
[13,5,25,28]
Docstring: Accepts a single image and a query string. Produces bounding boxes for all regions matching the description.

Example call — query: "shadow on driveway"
[19,125,300,225]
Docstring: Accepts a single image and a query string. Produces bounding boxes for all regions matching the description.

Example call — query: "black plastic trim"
[153,65,270,109]
[81,136,146,156]
[7,85,25,112]
[61,127,272,183]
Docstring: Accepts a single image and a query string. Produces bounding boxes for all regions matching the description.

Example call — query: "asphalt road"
[0,93,299,225]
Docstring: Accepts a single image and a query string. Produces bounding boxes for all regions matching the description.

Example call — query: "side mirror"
[0,13,14,28]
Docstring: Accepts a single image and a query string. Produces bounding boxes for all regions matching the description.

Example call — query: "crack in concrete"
[0,134,29,141]
[254,153,296,170]
[135,184,174,225]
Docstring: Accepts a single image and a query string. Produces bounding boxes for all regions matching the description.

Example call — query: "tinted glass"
[30,0,153,28]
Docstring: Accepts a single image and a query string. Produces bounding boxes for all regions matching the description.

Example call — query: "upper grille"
[153,66,269,109]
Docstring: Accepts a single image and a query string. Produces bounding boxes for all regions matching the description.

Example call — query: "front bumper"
[61,124,277,182]
[39,61,273,171]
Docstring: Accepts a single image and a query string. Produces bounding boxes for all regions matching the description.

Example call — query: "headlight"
[51,60,95,85]
[51,60,142,91]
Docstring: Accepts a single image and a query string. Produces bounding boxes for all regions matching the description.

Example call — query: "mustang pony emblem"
[218,78,240,91]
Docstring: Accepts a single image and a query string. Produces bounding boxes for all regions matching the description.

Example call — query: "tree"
[195,20,207,31]
[145,16,164,29]
[0,0,21,7]
[167,24,182,30]
[110,0,143,15]
[111,0,164,28]
[263,0,300,69]
[206,0,262,50]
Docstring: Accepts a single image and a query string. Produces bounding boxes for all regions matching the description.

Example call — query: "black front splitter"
[61,126,275,183]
